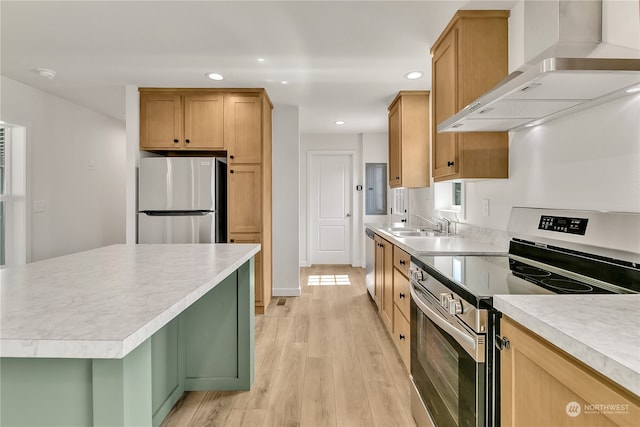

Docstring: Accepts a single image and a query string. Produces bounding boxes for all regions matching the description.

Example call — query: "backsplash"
[406,186,510,251]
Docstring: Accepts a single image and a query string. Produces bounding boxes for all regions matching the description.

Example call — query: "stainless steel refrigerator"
[137,157,227,244]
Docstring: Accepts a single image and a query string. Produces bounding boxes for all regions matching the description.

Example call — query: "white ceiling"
[1,0,517,134]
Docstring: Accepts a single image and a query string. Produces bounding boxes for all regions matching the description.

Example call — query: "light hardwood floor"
[161,265,416,427]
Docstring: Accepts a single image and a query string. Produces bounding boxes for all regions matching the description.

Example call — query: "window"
[365,163,387,215]
[0,124,27,266]
[452,182,462,209]
[434,181,465,219]
[1,126,6,265]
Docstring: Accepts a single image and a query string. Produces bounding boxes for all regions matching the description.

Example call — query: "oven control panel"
[538,215,588,235]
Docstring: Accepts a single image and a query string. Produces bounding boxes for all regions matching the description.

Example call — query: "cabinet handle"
[230,239,235,243]
[399,334,406,341]
[230,155,235,159]
[173,139,179,143]
[399,260,405,265]
[447,161,455,167]
[399,292,406,299]
[185,139,190,144]
[230,170,235,174]
[401,219,407,223]
[395,176,400,180]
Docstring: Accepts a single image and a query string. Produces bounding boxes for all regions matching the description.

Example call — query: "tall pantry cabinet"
[226,93,273,315]
[139,88,273,314]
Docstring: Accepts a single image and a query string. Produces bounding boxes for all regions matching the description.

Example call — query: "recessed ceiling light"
[335,121,345,125]
[257,58,265,63]
[281,81,288,85]
[206,72,224,81]
[626,85,640,93]
[37,68,57,79]
[405,71,423,80]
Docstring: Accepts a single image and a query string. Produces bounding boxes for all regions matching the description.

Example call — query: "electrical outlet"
[482,199,490,216]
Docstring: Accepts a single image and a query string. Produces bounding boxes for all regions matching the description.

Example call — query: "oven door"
[410,280,485,427]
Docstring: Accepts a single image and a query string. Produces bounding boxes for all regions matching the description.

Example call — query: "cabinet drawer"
[393,305,410,371]
[393,269,410,320]
[393,246,410,277]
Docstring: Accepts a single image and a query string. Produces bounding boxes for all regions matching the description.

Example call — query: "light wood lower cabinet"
[374,235,394,332]
[500,316,640,427]
[393,304,410,370]
[392,246,411,372]
[393,268,410,321]
[228,233,263,312]
[373,235,412,372]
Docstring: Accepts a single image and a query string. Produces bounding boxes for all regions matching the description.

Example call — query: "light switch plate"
[482,199,490,216]
[33,200,46,213]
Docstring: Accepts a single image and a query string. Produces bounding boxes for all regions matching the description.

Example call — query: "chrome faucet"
[416,215,444,232]
[440,217,451,234]
[415,214,453,234]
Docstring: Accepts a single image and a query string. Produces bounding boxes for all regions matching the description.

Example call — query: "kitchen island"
[0,243,259,427]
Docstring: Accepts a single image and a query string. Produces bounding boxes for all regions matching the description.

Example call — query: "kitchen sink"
[391,230,443,237]
[380,226,452,238]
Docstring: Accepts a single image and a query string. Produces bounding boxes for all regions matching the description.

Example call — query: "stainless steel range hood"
[438,0,640,133]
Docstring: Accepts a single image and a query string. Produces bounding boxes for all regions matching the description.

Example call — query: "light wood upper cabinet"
[500,316,640,427]
[431,11,509,181]
[140,91,224,150]
[225,94,263,164]
[183,94,224,149]
[388,91,430,188]
[140,93,183,150]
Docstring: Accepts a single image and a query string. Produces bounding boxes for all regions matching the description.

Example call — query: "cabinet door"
[228,232,263,305]
[140,93,183,150]
[228,164,262,234]
[225,94,262,164]
[380,238,394,332]
[388,101,402,188]
[501,317,640,427]
[393,305,410,371]
[184,93,224,150]
[432,29,459,180]
[393,268,410,320]
[374,235,384,309]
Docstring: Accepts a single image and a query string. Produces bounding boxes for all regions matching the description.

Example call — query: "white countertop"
[494,294,640,396]
[0,244,260,359]
[366,224,508,256]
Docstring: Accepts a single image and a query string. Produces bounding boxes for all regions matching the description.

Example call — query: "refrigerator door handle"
[141,210,213,217]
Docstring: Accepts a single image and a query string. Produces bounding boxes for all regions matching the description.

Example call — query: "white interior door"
[309,153,352,264]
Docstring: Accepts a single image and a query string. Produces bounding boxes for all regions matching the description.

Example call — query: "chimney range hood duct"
[438,0,640,133]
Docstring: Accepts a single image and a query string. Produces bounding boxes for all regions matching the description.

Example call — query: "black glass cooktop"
[411,254,616,308]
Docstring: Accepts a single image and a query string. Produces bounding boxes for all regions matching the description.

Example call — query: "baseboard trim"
[272,287,302,297]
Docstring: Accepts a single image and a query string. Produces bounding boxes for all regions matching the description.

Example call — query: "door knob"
[346,213,352,217]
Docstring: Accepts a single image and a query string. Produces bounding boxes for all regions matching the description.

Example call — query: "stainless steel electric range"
[408,207,640,427]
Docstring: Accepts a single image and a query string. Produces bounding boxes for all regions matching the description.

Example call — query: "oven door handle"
[410,282,479,360]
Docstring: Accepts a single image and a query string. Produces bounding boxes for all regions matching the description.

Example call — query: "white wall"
[0,76,126,262]
[299,133,363,267]
[272,105,301,296]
